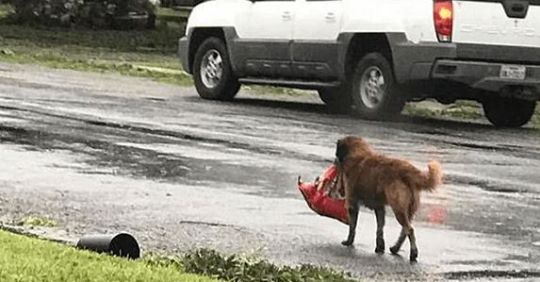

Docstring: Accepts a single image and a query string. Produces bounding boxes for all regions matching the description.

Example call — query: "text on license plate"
[500,65,526,80]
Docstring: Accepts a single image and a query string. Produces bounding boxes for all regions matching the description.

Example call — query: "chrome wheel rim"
[359,66,385,109]
[200,49,223,89]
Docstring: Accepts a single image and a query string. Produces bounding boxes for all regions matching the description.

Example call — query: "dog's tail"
[420,161,443,191]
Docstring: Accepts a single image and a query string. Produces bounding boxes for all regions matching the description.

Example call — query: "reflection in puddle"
[0,125,298,198]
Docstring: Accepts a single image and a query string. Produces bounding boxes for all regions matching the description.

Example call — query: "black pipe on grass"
[77,233,140,259]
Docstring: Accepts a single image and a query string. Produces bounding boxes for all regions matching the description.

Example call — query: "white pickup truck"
[179,0,540,127]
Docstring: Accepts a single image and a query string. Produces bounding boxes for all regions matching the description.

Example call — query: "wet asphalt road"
[1,63,540,281]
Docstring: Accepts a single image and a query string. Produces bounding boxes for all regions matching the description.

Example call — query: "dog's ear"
[335,138,348,165]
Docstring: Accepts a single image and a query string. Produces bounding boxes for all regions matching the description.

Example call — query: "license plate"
[500,65,526,80]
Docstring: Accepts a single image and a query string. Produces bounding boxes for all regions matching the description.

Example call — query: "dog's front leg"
[340,170,358,246]
[342,202,359,246]
[374,207,385,253]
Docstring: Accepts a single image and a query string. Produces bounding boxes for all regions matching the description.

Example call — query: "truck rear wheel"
[350,53,405,119]
[482,97,536,128]
[193,37,240,101]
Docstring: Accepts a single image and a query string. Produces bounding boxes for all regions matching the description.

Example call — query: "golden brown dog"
[335,136,443,262]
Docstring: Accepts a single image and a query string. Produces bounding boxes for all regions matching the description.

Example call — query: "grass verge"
[404,100,484,121]
[150,248,356,282]
[404,100,540,128]
[16,215,58,228]
[0,4,192,86]
[0,230,215,282]
[0,229,356,282]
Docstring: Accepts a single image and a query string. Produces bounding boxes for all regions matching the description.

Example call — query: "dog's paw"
[389,246,400,255]
[375,238,385,254]
[409,249,418,262]
[341,240,354,247]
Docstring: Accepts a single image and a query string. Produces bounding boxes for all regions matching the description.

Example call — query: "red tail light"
[434,0,453,42]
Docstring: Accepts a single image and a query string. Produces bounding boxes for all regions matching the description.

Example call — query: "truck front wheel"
[193,37,240,101]
[350,53,405,119]
[482,97,536,128]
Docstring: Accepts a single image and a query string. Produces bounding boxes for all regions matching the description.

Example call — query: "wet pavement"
[1,62,540,281]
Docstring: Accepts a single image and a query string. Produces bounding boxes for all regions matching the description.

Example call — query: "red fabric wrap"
[298,165,349,225]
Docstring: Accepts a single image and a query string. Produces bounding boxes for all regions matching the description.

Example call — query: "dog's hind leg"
[389,211,418,262]
[374,207,385,253]
[389,209,410,255]
[390,227,407,255]
[408,227,418,262]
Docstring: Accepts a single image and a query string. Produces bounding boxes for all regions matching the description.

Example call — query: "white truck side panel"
[186,0,248,33]
[187,0,540,48]
[399,0,439,43]
[234,1,296,40]
[188,0,439,43]
[293,0,343,41]
[340,0,438,43]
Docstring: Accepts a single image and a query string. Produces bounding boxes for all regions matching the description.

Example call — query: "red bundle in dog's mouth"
[298,165,349,225]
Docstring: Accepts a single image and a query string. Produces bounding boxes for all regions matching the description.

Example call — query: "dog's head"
[335,136,373,165]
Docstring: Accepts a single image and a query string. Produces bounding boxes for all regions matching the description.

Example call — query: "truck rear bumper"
[388,36,540,99]
[431,60,540,98]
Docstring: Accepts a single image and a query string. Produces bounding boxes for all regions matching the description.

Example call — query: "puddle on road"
[2,123,539,229]
[0,124,302,198]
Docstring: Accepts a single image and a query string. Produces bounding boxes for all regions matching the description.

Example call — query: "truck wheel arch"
[338,33,395,81]
[187,28,227,74]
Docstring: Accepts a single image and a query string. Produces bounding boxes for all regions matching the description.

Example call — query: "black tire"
[193,37,240,101]
[482,97,536,128]
[318,87,351,114]
[350,52,405,119]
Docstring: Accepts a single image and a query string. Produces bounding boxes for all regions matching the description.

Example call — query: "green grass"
[404,100,483,121]
[0,3,11,18]
[157,7,190,24]
[0,230,356,282]
[17,215,58,228]
[405,100,540,128]
[0,230,215,282]
[150,249,356,282]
